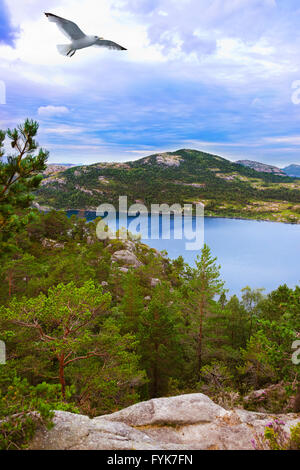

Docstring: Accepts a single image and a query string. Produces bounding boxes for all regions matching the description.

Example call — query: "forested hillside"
[1,210,299,449]
[37,149,300,223]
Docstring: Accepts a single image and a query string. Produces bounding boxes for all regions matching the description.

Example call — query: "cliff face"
[29,393,300,450]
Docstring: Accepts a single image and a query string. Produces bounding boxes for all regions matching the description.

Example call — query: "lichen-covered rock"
[123,240,137,252]
[103,394,226,426]
[29,394,300,451]
[111,250,142,268]
[29,411,159,451]
[156,154,183,167]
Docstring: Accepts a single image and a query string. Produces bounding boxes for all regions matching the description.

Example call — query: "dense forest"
[0,121,299,450]
[37,149,300,224]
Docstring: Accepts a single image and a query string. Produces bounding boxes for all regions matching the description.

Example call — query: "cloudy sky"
[1,0,300,166]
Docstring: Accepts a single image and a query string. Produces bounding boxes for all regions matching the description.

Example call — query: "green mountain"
[283,164,300,178]
[36,149,300,223]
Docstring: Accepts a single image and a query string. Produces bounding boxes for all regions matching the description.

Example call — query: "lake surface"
[69,211,300,295]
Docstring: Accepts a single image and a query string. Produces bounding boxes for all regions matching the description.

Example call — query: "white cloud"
[1,0,300,165]
[1,0,298,90]
[41,124,84,134]
[264,136,300,145]
[38,105,70,117]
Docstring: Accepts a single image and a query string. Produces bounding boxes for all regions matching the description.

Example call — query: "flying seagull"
[45,13,127,57]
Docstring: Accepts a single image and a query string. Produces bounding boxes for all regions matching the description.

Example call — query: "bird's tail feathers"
[57,44,72,56]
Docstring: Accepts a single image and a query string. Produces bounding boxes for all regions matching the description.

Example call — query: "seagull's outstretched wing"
[94,39,127,51]
[45,13,86,40]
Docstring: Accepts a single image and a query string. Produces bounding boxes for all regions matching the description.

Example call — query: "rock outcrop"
[155,154,183,167]
[150,278,161,288]
[29,393,300,450]
[111,250,142,268]
[42,238,65,250]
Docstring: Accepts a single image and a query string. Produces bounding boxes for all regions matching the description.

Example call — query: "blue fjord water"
[69,211,300,295]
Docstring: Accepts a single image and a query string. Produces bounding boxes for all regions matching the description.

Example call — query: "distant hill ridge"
[283,164,300,178]
[236,160,287,176]
[236,159,300,179]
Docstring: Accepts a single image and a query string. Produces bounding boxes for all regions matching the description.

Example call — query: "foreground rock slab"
[29,393,300,450]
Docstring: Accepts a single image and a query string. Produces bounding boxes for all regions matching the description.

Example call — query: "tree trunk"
[294,384,300,412]
[153,343,159,398]
[59,354,66,399]
[8,271,12,298]
[197,300,204,380]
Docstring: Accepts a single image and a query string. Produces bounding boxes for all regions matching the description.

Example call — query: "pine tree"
[120,271,144,334]
[241,286,265,337]
[1,253,47,298]
[225,295,249,350]
[0,120,48,246]
[138,283,182,398]
[2,281,111,398]
[187,244,224,378]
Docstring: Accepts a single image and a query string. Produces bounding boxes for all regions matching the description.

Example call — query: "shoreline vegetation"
[33,202,300,226]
